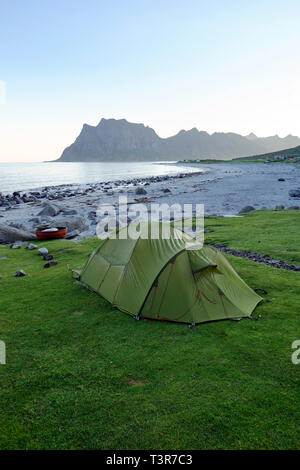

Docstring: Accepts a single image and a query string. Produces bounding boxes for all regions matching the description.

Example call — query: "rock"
[14,270,27,277]
[27,195,38,203]
[275,205,285,210]
[88,211,96,219]
[38,202,60,217]
[135,187,147,195]
[238,206,255,214]
[38,247,48,256]
[278,178,285,182]
[10,242,22,249]
[0,224,36,242]
[162,188,171,193]
[54,216,88,233]
[65,229,80,239]
[43,254,54,261]
[44,260,58,268]
[26,243,37,250]
[289,189,300,198]
[287,206,300,210]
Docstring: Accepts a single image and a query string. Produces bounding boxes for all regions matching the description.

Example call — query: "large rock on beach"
[135,187,147,195]
[38,202,60,217]
[238,205,255,214]
[54,216,88,233]
[65,229,80,239]
[0,224,36,242]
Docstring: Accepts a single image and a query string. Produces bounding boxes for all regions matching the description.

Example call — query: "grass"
[0,210,299,449]
[204,210,300,265]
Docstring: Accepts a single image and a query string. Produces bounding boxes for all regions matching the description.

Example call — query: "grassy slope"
[232,145,300,161]
[0,211,299,450]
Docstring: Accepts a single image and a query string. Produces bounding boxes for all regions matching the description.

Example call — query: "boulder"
[14,270,27,277]
[26,243,37,250]
[38,247,48,256]
[0,224,36,242]
[44,260,58,268]
[43,254,54,261]
[238,206,255,214]
[135,187,147,195]
[54,216,88,233]
[38,202,60,217]
[65,229,80,239]
[10,242,22,249]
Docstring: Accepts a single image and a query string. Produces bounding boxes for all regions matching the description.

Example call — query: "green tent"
[74,222,262,324]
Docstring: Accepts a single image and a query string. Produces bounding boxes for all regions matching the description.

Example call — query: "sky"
[1,0,300,162]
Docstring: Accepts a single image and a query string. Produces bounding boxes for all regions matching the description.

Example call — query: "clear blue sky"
[1,0,300,161]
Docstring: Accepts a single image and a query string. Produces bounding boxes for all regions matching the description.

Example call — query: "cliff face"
[59,118,163,162]
[57,118,300,161]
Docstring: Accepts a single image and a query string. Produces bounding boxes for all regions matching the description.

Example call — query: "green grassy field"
[0,211,299,449]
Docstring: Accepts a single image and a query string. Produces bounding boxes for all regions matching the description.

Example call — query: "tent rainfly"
[73,222,262,324]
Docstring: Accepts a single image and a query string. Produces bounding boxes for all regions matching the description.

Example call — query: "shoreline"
[1,162,299,242]
[0,161,202,194]
[0,168,207,198]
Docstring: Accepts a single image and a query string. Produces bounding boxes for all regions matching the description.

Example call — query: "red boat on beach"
[36,227,67,241]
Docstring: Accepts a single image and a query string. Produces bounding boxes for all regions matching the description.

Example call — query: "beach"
[0,162,299,241]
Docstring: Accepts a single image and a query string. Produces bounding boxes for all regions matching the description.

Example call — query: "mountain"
[57,118,300,162]
[59,119,163,162]
[245,133,300,152]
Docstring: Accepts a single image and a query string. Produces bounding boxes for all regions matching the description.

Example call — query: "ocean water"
[0,161,201,194]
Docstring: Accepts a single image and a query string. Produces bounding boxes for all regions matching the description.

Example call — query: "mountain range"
[57,118,300,162]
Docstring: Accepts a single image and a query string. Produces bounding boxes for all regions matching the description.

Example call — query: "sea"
[0,161,201,194]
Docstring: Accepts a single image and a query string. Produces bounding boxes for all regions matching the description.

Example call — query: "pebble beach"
[0,162,299,242]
